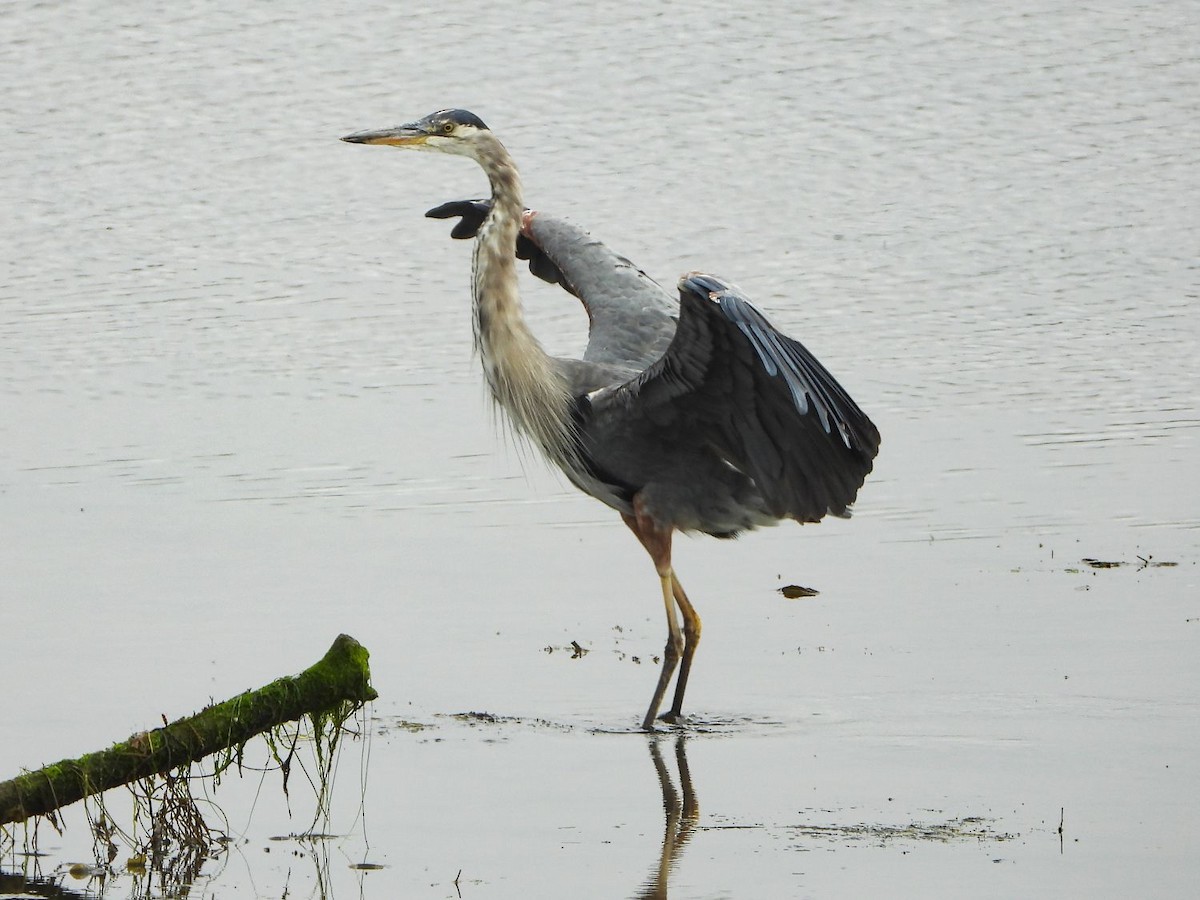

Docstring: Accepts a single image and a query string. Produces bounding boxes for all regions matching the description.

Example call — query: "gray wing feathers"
[427,200,677,371]
[524,215,677,369]
[596,275,880,522]
[717,294,878,454]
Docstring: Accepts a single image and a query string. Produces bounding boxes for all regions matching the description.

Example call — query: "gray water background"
[2,2,1198,897]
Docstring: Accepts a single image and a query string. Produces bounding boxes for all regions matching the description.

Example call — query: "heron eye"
[442,122,454,134]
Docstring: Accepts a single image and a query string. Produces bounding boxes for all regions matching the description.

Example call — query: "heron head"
[341,109,490,157]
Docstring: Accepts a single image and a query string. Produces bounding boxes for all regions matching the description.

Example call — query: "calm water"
[3,1,1198,897]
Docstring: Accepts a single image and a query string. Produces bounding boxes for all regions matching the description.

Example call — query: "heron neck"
[470,136,576,469]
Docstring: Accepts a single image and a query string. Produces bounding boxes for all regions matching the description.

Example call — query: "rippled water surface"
[3,2,1198,897]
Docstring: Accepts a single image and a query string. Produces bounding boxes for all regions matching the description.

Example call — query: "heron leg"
[621,509,688,731]
[643,571,683,730]
[665,573,702,721]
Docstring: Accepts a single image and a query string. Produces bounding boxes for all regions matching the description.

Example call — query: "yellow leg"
[642,572,683,730]
[622,505,703,730]
[666,573,702,721]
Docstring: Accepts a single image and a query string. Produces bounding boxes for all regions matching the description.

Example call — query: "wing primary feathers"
[682,275,878,459]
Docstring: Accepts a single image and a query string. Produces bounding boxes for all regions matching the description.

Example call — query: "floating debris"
[446,711,572,731]
[545,640,591,657]
[779,584,820,599]
[378,718,431,733]
[1081,556,1179,570]
[786,814,1015,846]
[1137,555,1178,568]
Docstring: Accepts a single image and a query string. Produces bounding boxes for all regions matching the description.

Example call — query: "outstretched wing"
[426,200,676,370]
[591,274,881,522]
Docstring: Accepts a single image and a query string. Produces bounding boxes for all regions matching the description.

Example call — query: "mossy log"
[0,634,377,826]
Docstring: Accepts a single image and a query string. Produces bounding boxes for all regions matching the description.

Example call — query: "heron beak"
[340,123,428,147]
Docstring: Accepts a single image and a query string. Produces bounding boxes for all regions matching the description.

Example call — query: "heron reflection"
[636,735,698,899]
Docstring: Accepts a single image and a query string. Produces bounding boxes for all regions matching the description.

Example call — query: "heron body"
[343,110,881,729]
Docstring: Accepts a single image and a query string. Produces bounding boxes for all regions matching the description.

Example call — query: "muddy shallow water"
[3,1,1198,897]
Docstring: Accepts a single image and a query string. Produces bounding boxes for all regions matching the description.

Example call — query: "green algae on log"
[0,634,377,826]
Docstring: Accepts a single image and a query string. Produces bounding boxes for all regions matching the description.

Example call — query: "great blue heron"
[342,109,880,730]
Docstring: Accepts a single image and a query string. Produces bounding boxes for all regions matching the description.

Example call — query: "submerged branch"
[0,634,377,826]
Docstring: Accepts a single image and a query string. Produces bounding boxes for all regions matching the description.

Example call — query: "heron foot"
[657,711,692,727]
[640,712,690,733]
